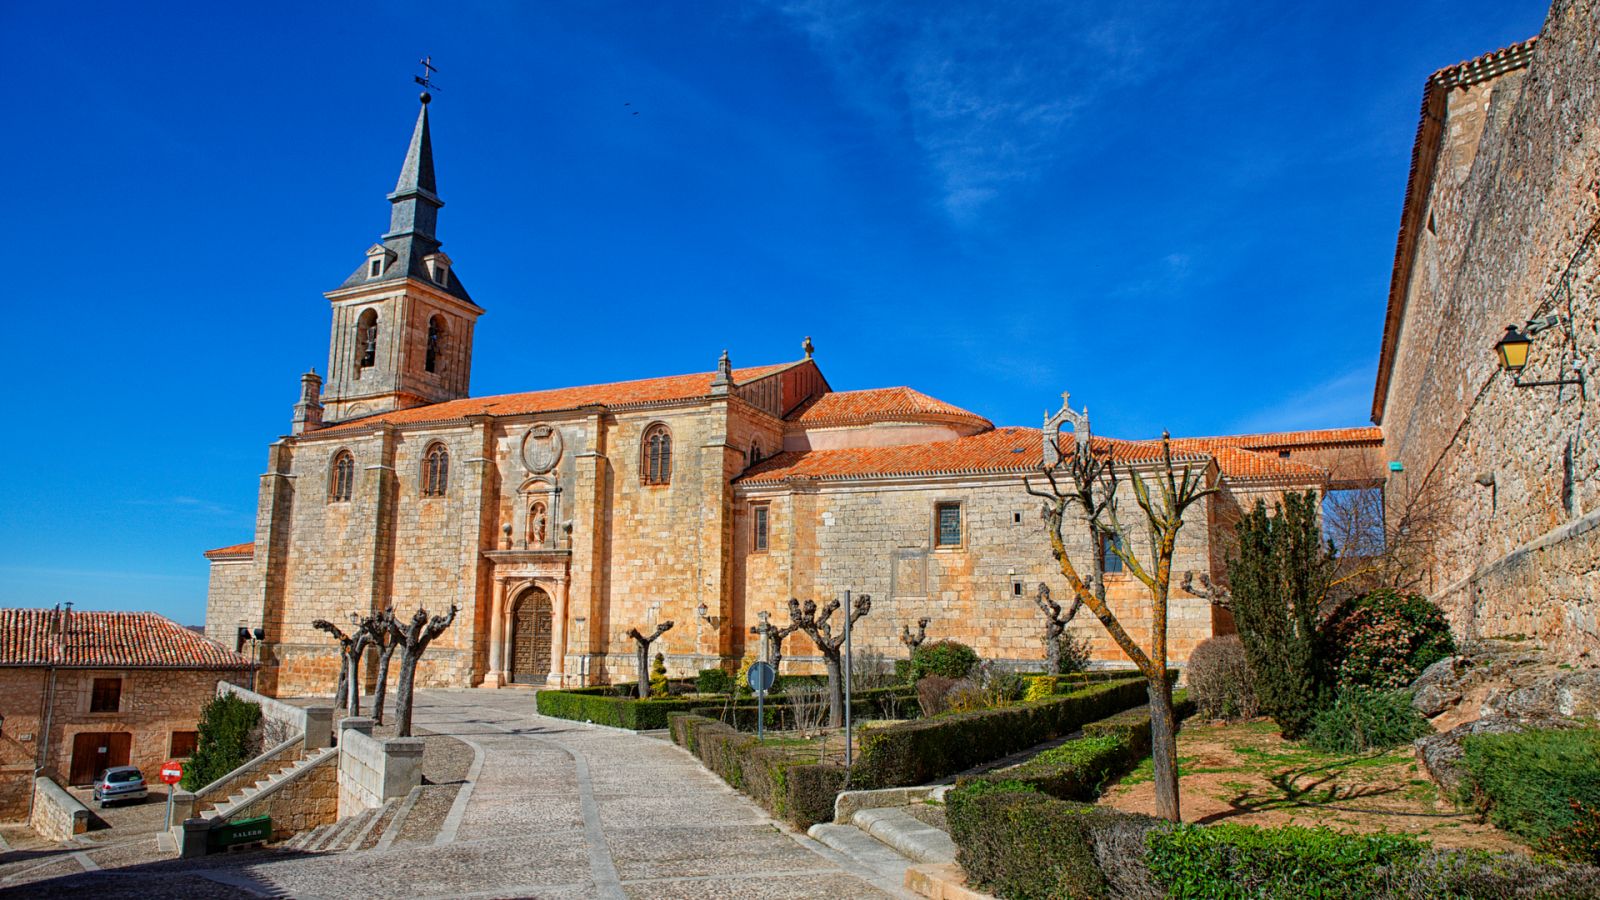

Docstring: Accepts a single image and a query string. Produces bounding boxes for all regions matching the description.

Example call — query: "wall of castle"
[1379,0,1600,662]
[204,556,258,648]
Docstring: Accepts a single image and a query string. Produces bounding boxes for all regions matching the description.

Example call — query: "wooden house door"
[69,732,131,785]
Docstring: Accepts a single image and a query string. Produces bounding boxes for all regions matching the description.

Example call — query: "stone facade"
[1373,1,1600,663]
[204,94,1387,695]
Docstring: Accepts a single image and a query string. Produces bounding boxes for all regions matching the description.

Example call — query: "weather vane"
[415,55,441,96]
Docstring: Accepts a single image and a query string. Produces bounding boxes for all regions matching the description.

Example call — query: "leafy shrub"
[917,675,958,716]
[1024,675,1059,702]
[696,667,732,695]
[971,660,1026,707]
[944,678,987,713]
[1459,728,1600,851]
[1541,800,1600,864]
[182,692,263,791]
[1187,635,1257,721]
[1321,589,1455,690]
[1056,630,1093,675]
[1146,823,1425,898]
[537,687,719,729]
[1303,688,1432,753]
[909,639,979,681]
[649,652,669,697]
[852,677,1149,790]
[1227,492,1333,738]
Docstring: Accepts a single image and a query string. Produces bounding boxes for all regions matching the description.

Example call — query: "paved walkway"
[0,689,900,899]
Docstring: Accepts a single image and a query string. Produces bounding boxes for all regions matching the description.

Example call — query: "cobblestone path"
[0,689,899,899]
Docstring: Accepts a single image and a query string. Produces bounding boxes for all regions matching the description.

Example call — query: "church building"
[204,95,1383,696]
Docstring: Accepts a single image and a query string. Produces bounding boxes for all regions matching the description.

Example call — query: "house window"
[753,505,769,552]
[935,502,962,548]
[356,309,379,369]
[330,450,354,502]
[90,678,122,713]
[1012,580,1024,596]
[368,258,383,278]
[642,424,672,485]
[1012,511,1022,524]
[170,731,199,758]
[1100,533,1125,574]
[422,443,449,497]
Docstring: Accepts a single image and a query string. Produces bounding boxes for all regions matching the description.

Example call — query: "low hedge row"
[948,782,1600,899]
[536,689,726,729]
[668,713,847,828]
[689,685,919,731]
[851,677,1150,789]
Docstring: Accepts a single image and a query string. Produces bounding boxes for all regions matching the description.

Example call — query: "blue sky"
[0,1,1548,624]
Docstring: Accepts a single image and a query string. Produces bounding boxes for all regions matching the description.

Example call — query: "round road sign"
[159,760,184,786]
[747,661,776,694]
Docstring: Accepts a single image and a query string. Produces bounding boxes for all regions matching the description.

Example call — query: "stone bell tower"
[316,91,484,424]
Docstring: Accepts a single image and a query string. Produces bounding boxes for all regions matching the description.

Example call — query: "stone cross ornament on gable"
[1042,391,1091,468]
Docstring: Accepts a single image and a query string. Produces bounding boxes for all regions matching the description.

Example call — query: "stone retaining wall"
[29,776,88,843]
[225,747,338,842]
[336,717,423,817]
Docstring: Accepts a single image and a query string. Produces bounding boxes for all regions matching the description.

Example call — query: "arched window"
[356,309,379,369]
[425,315,446,374]
[528,500,548,546]
[642,424,672,486]
[422,443,449,497]
[749,440,764,465]
[329,450,354,502]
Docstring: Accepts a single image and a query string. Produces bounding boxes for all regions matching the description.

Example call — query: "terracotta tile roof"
[1168,426,1382,451]
[1206,447,1328,481]
[203,542,254,559]
[786,387,993,429]
[1371,37,1538,424]
[313,362,803,433]
[0,608,254,670]
[738,428,1215,485]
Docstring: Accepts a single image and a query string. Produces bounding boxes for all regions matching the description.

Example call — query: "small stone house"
[0,606,254,819]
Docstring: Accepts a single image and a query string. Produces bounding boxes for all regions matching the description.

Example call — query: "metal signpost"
[748,661,776,741]
[159,759,184,829]
[843,590,854,768]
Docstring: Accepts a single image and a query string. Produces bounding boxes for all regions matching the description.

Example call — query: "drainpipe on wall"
[29,666,57,821]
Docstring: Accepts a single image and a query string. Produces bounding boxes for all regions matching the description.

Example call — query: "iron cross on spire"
[414,56,441,92]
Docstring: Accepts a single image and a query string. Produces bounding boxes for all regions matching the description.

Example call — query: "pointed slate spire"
[385,93,443,244]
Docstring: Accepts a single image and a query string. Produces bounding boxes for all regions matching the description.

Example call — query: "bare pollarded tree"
[1032,584,1083,674]
[787,594,871,727]
[387,605,458,737]
[359,608,399,725]
[749,613,800,672]
[313,617,372,715]
[1026,430,1215,823]
[899,617,931,653]
[625,621,674,699]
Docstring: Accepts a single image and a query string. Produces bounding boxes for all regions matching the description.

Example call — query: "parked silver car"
[92,766,148,808]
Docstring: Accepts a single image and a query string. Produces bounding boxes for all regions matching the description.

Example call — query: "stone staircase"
[198,748,320,818]
[808,787,990,900]
[278,799,396,854]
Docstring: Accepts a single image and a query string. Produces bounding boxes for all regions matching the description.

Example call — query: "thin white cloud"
[765,0,1198,221]
[1231,365,1377,433]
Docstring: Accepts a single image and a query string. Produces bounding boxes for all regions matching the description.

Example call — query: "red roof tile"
[1169,426,1381,451]
[204,542,254,559]
[0,608,254,670]
[1206,447,1328,481]
[787,387,992,429]
[313,362,803,434]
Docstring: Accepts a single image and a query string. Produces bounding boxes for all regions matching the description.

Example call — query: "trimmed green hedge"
[536,689,727,729]
[668,713,847,828]
[851,677,1149,789]
[963,691,1195,801]
[948,782,1600,899]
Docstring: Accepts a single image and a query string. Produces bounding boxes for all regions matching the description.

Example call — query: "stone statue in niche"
[521,424,564,475]
[529,501,548,547]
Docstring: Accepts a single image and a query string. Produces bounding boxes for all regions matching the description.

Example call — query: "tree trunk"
[346,647,362,717]
[823,654,844,728]
[395,651,419,737]
[637,643,651,700]
[1044,629,1061,675]
[373,645,396,725]
[1146,675,1181,822]
[335,655,348,709]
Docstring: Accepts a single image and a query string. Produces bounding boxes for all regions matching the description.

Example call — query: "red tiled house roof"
[786,387,992,430]
[1169,426,1382,451]
[0,609,254,670]
[203,542,254,559]
[314,362,804,433]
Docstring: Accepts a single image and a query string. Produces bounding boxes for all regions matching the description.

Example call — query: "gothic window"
[752,504,769,552]
[528,500,548,546]
[642,424,672,486]
[356,309,379,369]
[329,451,355,502]
[749,440,764,465]
[934,501,962,548]
[422,443,449,497]
[425,315,446,374]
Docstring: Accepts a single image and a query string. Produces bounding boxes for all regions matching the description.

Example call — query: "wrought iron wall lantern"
[1494,315,1585,389]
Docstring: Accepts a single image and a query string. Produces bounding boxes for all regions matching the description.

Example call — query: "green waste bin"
[209,815,272,850]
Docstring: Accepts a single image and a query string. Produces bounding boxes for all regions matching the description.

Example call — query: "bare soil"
[1098,719,1522,853]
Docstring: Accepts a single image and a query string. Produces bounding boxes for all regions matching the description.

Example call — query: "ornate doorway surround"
[483,548,571,688]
